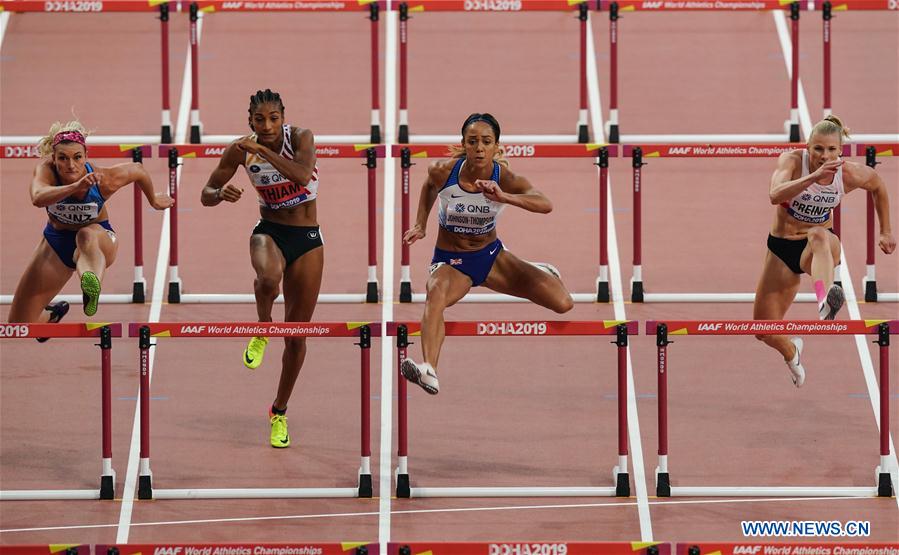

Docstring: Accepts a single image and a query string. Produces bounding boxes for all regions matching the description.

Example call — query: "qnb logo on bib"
[48,202,100,224]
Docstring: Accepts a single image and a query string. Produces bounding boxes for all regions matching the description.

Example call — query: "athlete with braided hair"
[8,120,172,332]
[754,114,894,388]
[200,89,322,447]
[401,113,573,395]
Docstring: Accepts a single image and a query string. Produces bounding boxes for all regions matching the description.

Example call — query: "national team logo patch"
[249,165,261,173]
[454,203,465,213]
[449,258,463,266]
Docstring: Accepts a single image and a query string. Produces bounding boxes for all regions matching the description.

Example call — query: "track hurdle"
[600,0,805,143]
[130,321,376,499]
[394,144,616,303]
[187,0,384,144]
[818,0,899,143]
[0,323,120,501]
[98,544,378,555]
[0,1,175,143]
[0,145,154,305]
[394,0,592,144]
[623,143,853,302]
[390,320,637,498]
[679,544,898,555]
[647,319,896,498]
[389,544,670,555]
[857,144,898,302]
[158,144,384,303]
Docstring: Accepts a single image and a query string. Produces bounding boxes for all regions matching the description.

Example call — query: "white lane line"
[3,494,872,535]
[0,11,10,50]
[773,9,898,508]
[114,13,204,543]
[379,1,398,549]
[586,11,654,541]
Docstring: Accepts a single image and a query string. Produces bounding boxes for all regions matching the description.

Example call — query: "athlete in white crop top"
[9,121,172,327]
[200,90,323,447]
[754,115,894,388]
[400,113,574,395]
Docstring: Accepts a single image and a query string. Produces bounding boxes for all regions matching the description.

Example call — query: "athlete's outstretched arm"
[201,143,244,206]
[101,163,174,210]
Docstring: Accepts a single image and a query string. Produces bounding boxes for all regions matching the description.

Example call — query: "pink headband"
[52,130,86,148]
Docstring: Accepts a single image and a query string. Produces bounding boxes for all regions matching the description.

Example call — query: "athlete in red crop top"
[200,90,322,448]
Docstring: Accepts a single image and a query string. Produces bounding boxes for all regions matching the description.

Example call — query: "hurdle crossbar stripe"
[639,293,825,303]
[622,143,851,158]
[133,323,374,499]
[1,143,152,158]
[98,544,376,555]
[173,293,369,303]
[396,145,616,302]
[603,0,809,9]
[645,319,897,335]
[159,143,385,158]
[392,543,670,555]
[0,0,167,11]
[193,0,385,11]
[392,143,619,158]
[678,543,898,555]
[389,321,635,498]
[200,134,380,144]
[0,324,118,501]
[648,320,896,498]
[0,294,136,306]
[409,134,583,144]
[395,1,590,11]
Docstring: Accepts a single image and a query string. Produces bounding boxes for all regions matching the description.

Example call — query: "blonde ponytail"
[810,114,851,143]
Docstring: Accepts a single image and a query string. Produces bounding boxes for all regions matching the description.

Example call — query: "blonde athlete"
[9,121,172,330]
[402,113,573,395]
[754,115,894,387]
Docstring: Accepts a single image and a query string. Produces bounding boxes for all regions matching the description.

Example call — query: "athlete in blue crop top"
[754,115,894,388]
[8,122,173,328]
[200,90,322,448]
[400,113,574,395]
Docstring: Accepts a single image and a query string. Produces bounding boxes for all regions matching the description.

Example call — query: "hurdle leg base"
[865,279,878,302]
[138,475,153,500]
[132,281,146,304]
[370,125,381,144]
[789,123,800,142]
[631,280,644,303]
[615,471,630,497]
[358,473,373,498]
[100,475,115,500]
[398,125,409,144]
[400,281,412,303]
[396,473,410,498]
[168,281,181,304]
[608,124,619,144]
[578,124,589,144]
[161,125,172,144]
[366,281,379,303]
[834,279,842,289]
[190,125,201,144]
[596,280,610,303]
[877,472,893,497]
[656,472,671,497]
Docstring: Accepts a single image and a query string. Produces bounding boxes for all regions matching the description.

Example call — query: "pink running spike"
[814,280,827,304]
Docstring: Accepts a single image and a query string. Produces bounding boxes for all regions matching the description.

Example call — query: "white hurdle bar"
[649,319,896,498]
[131,322,376,500]
[0,323,119,501]
[390,320,636,498]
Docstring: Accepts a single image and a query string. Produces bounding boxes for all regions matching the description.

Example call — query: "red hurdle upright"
[647,319,896,498]
[0,323,121,501]
[131,321,376,500]
[390,320,637,498]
